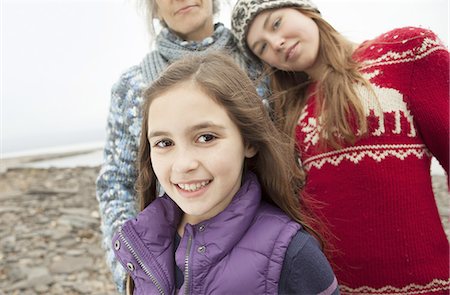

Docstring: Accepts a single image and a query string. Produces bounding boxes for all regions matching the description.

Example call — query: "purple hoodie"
[112,172,300,294]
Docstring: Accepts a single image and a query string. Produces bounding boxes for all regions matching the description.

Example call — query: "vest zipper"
[184,235,193,295]
[118,228,165,295]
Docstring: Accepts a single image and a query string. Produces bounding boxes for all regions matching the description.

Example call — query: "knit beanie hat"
[232,0,320,60]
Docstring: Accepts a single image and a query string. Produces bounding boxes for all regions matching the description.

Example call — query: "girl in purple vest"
[112,52,339,295]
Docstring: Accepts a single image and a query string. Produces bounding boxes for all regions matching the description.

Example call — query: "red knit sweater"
[296,27,449,294]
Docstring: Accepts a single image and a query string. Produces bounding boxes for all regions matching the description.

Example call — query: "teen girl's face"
[147,81,256,226]
[246,8,320,74]
[155,0,214,41]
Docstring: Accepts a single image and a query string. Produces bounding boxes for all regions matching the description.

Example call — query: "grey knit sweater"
[96,23,250,294]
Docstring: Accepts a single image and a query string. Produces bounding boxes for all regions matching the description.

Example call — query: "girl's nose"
[172,149,199,173]
[272,37,285,52]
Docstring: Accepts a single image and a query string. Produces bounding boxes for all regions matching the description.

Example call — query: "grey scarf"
[140,23,241,84]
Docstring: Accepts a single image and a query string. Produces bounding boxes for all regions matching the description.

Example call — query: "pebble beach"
[0,153,448,295]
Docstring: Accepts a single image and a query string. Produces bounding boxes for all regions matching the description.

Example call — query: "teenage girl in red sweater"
[232,0,449,294]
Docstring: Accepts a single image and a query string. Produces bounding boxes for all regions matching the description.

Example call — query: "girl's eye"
[259,43,267,55]
[273,17,281,30]
[197,134,216,143]
[154,139,173,148]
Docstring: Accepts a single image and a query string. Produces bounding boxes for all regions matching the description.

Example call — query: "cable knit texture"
[95,23,249,293]
[296,27,449,294]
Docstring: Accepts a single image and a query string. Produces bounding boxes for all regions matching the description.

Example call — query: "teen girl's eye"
[259,43,268,55]
[197,133,217,143]
[154,139,174,148]
[272,17,281,30]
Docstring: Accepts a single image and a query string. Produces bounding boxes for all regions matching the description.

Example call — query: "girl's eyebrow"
[188,122,226,132]
[250,11,274,52]
[148,122,225,139]
[263,11,274,30]
[148,130,169,139]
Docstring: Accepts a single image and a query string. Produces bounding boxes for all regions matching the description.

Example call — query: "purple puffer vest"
[112,172,301,295]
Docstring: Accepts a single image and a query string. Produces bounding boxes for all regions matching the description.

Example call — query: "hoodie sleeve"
[279,230,340,295]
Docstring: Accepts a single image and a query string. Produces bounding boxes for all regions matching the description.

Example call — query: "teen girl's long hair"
[268,9,372,150]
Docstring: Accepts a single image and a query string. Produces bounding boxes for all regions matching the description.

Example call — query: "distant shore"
[1,148,103,173]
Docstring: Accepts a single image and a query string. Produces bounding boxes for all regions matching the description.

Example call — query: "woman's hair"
[268,9,371,150]
[138,0,221,36]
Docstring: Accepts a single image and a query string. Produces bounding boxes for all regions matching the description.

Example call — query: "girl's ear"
[244,144,257,158]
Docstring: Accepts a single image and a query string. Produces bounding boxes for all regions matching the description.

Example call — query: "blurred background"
[1,0,448,160]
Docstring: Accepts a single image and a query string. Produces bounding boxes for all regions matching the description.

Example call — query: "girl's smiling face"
[246,8,320,74]
[147,81,256,226]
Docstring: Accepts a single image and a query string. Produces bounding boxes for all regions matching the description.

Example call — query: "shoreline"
[1,148,103,173]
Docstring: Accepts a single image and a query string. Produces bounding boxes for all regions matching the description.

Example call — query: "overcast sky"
[1,0,448,156]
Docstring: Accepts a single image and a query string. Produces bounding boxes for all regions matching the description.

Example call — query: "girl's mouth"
[177,180,211,192]
[285,42,299,62]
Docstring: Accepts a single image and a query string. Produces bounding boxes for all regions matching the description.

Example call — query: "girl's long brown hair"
[138,51,319,234]
[268,9,372,150]
[128,51,325,294]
